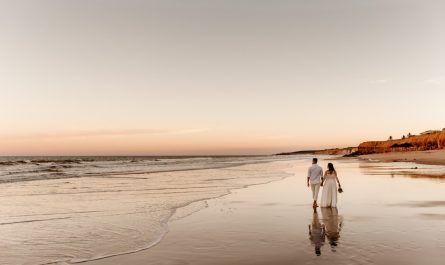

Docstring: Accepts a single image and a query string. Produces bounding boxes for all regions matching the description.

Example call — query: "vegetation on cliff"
[358,129,445,154]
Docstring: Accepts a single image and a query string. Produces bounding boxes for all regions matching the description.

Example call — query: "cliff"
[358,129,445,154]
[275,147,357,156]
[315,147,358,155]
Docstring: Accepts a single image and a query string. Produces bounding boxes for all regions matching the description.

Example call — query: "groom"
[307,158,324,207]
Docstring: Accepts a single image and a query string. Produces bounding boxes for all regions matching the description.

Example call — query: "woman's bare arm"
[334,171,341,186]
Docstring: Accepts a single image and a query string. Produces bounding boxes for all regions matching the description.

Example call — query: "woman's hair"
[327,163,335,172]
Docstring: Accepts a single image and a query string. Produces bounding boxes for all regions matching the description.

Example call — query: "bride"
[320,163,342,208]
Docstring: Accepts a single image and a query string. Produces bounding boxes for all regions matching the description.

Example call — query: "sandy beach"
[85,157,445,265]
[1,156,445,264]
[3,1,445,265]
[360,149,445,166]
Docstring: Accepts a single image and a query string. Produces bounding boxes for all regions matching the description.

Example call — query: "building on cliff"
[420,130,441,135]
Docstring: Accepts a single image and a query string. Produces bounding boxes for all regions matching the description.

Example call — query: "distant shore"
[359,149,445,165]
[275,147,357,156]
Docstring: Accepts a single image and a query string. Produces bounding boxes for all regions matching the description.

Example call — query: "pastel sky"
[1,0,444,155]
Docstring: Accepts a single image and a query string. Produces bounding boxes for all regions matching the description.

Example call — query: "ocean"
[0,155,302,265]
[2,155,444,265]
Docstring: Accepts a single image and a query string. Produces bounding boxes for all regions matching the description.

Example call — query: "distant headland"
[275,128,445,165]
[275,147,357,156]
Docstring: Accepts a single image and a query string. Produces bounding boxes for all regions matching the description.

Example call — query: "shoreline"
[0,157,299,265]
[83,170,303,265]
[359,149,445,166]
[76,173,292,264]
[83,158,445,265]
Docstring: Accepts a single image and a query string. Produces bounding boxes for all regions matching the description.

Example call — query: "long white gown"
[320,172,337,207]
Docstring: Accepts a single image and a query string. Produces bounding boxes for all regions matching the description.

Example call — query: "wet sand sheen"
[85,158,445,265]
[360,149,445,166]
[0,157,297,265]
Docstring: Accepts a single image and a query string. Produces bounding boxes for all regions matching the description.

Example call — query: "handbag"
[338,186,343,193]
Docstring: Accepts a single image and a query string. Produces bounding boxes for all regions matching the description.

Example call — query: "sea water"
[0,155,302,265]
[2,155,444,265]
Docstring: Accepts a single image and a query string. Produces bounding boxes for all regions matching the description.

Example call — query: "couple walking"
[307,158,342,208]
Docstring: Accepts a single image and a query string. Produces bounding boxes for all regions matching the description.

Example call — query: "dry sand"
[360,149,445,165]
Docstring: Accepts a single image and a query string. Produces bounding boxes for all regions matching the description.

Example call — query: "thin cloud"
[424,77,444,85]
[2,128,209,140]
[370,79,389,84]
[253,135,291,140]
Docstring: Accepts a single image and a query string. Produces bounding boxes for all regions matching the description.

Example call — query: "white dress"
[320,171,338,207]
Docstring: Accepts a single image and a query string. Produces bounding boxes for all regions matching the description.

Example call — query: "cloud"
[424,77,444,85]
[370,79,389,84]
[253,135,291,140]
[2,128,209,140]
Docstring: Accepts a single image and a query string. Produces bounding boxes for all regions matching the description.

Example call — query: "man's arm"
[307,168,311,187]
[320,169,324,186]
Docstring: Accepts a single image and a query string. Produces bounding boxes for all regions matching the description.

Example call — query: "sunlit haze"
[1,0,444,155]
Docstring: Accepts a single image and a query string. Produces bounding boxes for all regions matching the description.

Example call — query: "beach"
[84,157,445,265]
[3,1,445,264]
[0,156,297,264]
[1,156,445,265]
[360,149,445,166]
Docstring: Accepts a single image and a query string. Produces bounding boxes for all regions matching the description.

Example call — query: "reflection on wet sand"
[308,208,343,255]
[358,160,445,180]
[308,210,325,256]
[387,201,445,208]
[321,207,343,252]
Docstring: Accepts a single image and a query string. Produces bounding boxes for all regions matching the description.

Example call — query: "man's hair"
[312,158,318,163]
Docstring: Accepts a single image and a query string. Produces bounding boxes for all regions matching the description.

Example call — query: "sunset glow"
[1,0,444,155]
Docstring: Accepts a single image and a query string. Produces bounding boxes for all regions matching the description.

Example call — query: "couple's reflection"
[308,207,343,256]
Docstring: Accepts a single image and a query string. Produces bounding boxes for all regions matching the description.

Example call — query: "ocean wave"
[0,160,31,166]
[0,155,304,184]
[31,159,87,164]
[0,156,304,265]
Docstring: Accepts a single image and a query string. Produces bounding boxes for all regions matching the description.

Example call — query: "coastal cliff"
[275,147,357,156]
[315,147,358,155]
[358,129,445,154]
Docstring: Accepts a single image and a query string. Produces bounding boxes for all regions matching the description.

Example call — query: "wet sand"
[0,157,296,264]
[360,149,445,166]
[86,158,445,265]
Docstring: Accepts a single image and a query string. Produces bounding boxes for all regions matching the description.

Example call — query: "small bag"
[338,186,343,193]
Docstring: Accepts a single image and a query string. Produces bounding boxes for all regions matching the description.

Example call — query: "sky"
[1,0,444,155]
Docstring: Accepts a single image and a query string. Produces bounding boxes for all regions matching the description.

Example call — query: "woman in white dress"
[320,163,341,208]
